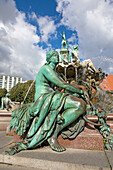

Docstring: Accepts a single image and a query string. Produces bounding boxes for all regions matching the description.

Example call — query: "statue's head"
[6,93,10,97]
[46,50,59,65]
[73,45,78,51]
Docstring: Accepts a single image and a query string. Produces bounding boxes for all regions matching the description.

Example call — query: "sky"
[0,0,113,81]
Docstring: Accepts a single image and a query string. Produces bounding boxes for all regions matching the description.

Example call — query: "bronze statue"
[0,93,19,111]
[6,50,87,155]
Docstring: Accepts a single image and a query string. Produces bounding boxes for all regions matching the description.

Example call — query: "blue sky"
[15,0,78,49]
[15,0,58,16]
[14,0,78,49]
[0,0,113,81]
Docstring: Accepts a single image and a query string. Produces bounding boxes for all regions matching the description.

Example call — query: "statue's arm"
[43,65,83,94]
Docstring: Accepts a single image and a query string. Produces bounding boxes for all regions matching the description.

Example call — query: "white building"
[0,75,22,91]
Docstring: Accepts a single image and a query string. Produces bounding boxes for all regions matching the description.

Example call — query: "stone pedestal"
[58,132,104,150]
[5,114,113,150]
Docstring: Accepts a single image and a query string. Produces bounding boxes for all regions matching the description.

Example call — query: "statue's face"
[50,53,59,64]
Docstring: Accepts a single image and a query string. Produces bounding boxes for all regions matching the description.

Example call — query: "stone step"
[106,120,113,128]
[84,123,113,133]
[0,109,11,113]
[0,122,10,131]
[107,123,113,130]
[107,119,113,123]
[0,117,11,122]
[86,114,113,122]
[84,124,98,133]
[84,114,113,133]
[107,114,113,120]
[0,111,12,131]
[0,112,12,116]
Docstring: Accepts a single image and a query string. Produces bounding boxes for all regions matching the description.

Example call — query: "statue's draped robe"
[9,91,70,148]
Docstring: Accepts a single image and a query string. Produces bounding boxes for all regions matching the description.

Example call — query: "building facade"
[100,75,113,92]
[0,75,22,91]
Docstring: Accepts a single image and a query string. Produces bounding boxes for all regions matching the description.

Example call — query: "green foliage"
[9,80,35,103]
[0,88,7,98]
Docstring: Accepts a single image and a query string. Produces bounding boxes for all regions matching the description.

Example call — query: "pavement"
[0,131,113,170]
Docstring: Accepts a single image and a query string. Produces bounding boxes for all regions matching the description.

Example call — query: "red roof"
[100,75,113,91]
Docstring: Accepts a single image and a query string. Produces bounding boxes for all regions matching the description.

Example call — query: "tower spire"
[60,32,69,63]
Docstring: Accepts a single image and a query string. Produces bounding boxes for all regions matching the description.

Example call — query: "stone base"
[58,132,104,150]
[7,128,104,150]
[6,114,113,150]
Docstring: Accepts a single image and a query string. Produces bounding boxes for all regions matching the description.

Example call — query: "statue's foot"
[5,148,18,155]
[48,136,66,152]
[5,146,19,155]
[5,144,25,155]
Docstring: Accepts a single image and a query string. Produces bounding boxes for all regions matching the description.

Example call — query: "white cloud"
[56,0,113,74]
[37,16,56,42]
[0,0,47,81]
[0,0,17,23]
[109,66,113,72]
[30,12,57,43]
[67,33,77,44]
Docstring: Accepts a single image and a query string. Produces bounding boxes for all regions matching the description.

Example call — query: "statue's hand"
[78,85,90,104]
[79,85,86,95]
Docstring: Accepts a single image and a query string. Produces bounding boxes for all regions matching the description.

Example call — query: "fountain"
[55,33,113,150]
[6,33,113,155]
[56,33,113,114]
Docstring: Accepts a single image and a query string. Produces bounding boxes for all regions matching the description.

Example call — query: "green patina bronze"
[6,50,87,155]
[70,45,79,63]
[6,34,113,155]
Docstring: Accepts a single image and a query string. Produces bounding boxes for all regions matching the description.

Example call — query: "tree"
[0,88,7,98]
[9,80,35,104]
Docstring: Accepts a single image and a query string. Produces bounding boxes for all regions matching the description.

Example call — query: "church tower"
[60,32,69,64]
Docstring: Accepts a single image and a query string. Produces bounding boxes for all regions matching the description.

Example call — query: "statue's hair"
[46,50,58,64]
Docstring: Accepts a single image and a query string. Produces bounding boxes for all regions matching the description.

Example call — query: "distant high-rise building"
[0,75,22,91]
